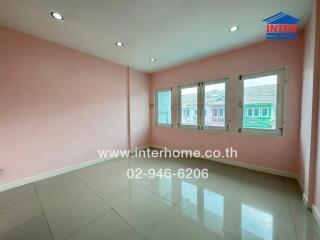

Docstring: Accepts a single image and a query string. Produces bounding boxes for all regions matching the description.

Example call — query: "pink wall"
[299,0,317,200]
[0,26,149,186]
[150,36,304,174]
[129,68,150,149]
[312,0,320,214]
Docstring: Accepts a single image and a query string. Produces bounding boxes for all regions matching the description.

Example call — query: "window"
[253,108,260,117]
[212,109,218,117]
[155,88,172,126]
[178,84,199,128]
[219,108,224,117]
[203,79,228,130]
[178,78,229,130]
[261,107,269,118]
[238,69,285,135]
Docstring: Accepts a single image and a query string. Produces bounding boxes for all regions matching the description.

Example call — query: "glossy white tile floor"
[1,153,320,240]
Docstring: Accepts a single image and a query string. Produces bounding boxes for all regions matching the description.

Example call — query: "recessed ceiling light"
[115,41,124,47]
[229,26,239,32]
[150,58,156,62]
[51,11,64,21]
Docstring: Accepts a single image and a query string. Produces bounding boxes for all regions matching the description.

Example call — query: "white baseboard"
[297,177,304,193]
[303,193,312,209]
[203,156,297,179]
[0,146,150,192]
[149,144,297,179]
[312,205,320,228]
[296,177,313,209]
[0,156,115,192]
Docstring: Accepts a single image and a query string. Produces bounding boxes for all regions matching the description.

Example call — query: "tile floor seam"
[36,183,93,214]
[73,169,129,192]
[62,210,110,240]
[218,168,245,239]
[144,204,224,240]
[140,204,176,238]
[133,180,175,201]
[33,184,55,240]
[34,176,79,195]
[0,214,46,237]
[282,177,300,240]
[2,156,314,240]
[45,173,114,240]
[71,171,146,238]
[89,175,129,192]
[282,178,299,239]
[0,193,36,210]
[108,207,146,237]
[132,179,200,212]
[217,230,224,240]
[220,230,240,240]
[72,168,181,238]
[229,168,246,206]
[36,177,88,195]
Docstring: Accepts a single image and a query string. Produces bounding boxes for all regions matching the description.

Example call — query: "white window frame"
[237,68,285,135]
[261,107,270,118]
[247,108,253,117]
[177,83,200,129]
[253,107,260,117]
[177,78,229,131]
[155,88,172,127]
[202,78,229,131]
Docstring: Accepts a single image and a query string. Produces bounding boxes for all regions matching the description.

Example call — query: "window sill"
[203,126,228,132]
[155,123,173,128]
[238,128,283,136]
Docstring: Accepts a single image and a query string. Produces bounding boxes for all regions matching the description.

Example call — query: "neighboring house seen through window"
[238,68,285,135]
[177,78,229,130]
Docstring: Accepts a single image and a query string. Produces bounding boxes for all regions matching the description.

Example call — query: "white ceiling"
[0,0,312,73]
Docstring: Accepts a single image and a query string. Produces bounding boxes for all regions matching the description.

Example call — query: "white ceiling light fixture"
[51,11,64,21]
[229,26,239,32]
[115,41,124,47]
[150,58,156,62]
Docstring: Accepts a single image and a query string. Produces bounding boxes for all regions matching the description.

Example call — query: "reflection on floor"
[0,154,320,240]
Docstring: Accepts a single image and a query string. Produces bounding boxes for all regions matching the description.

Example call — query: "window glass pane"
[157,90,171,125]
[181,87,198,126]
[204,83,225,127]
[243,75,277,129]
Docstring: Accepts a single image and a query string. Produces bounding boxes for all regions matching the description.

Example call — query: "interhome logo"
[263,12,300,40]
